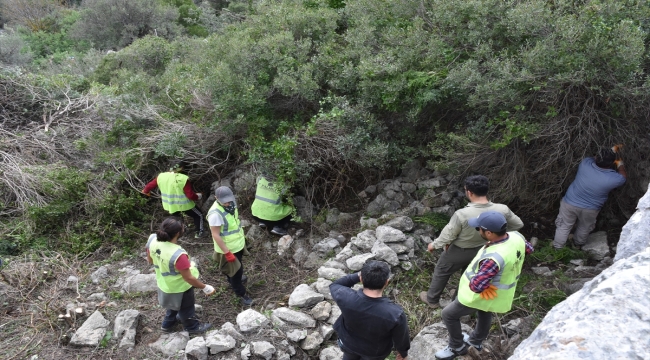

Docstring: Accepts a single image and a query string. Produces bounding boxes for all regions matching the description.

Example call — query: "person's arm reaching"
[142,178,158,195]
[429,214,462,251]
[614,160,627,179]
[210,225,235,261]
[183,181,199,201]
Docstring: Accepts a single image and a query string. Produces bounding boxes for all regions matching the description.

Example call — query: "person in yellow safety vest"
[207,186,253,306]
[146,217,214,334]
[435,211,534,360]
[142,160,205,238]
[251,175,294,236]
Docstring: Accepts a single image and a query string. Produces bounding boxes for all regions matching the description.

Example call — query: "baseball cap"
[215,186,236,204]
[468,211,507,232]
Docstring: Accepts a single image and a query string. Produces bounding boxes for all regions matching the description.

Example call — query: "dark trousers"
[174,206,204,232]
[161,287,199,331]
[227,250,246,296]
[426,244,483,304]
[252,214,291,230]
[441,299,492,348]
[338,339,388,360]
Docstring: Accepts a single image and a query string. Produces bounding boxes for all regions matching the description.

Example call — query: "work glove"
[614,159,624,168]
[197,193,203,200]
[142,191,151,197]
[479,284,498,300]
[224,251,237,263]
[611,144,624,153]
[202,284,215,295]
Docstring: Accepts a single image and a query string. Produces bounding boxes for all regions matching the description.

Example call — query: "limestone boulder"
[583,231,609,260]
[289,284,325,308]
[509,250,650,360]
[122,274,158,293]
[149,331,189,357]
[345,253,376,271]
[409,322,473,360]
[185,336,208,360]
[371,241,400,266]
[70,310,110,347]
[272,307,316,328]
[375,226,406,243]
[236,309,270,333]
[113,309,140,349]
[615,187,650,262]
[383,216,415,232]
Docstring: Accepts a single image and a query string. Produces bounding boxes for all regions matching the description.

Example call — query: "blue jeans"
[162,287,199,331]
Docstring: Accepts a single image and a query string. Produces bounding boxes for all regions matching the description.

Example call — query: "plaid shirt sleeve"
[469,259,500,293]
[469,239,534,293]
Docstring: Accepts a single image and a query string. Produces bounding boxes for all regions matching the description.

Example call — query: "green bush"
[72,0,180,50]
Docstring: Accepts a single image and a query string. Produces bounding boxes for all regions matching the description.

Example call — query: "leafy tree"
[0,0,60,31]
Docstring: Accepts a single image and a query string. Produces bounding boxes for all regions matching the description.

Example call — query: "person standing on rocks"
[553,146,626,250]
[330,260,410,360]
[420,175,523,309]
[207,186,253,306]
[146,217,213,334]
[142,160,206,238]
[435,211,533,360]
[251,175,294,236]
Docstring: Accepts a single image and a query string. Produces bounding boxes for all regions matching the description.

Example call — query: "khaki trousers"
[553,200,599,249]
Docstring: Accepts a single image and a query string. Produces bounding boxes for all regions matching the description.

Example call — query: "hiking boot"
[161,315,182,332]
[419,291,441,309]
[463,332,483,352]
[195,230,205,239]
[187,323,212,335]
[434,344,468,360]
[270,226,288,236]
[259,222,267,229]
[240,295,253,306]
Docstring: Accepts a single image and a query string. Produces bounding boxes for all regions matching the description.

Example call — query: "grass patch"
[527,241,587,265]
[414,212,451,232]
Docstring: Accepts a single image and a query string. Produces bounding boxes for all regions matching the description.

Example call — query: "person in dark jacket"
[330,261,410,360]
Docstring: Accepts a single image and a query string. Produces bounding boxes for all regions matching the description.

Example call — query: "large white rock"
[384,216,415,232]
[311,301,332,320]
[149,331,189,357]
[509,250,650,360]
[113,309,140,349]
[317,266,347,281]
[289,284,325,308]
[310,278,333,300]
[319,345,344,360]
[122,274,158,293]
[272,307,316,328]
[236,309,270,333]
[185,336,208,360]
[205,332,236,354]
[345,253,376,271]
[251,341,276,360]
[615,186,650,262]
[300,331,324,351]
[70,310,110,347]
[351,230,377,251]
[409,322,472,360]
[582,231,609,260]
[375,225,406,243]
[326,304,341,325]
[371,241,400,266]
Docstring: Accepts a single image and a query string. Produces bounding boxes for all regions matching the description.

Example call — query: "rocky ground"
[0,163,620,360]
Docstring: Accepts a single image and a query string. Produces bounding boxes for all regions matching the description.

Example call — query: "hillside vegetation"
[1,0,649,255]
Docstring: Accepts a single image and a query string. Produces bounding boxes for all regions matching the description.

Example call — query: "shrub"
[0,0,60,31]
[72,0,180,50]
[0,31,33,66]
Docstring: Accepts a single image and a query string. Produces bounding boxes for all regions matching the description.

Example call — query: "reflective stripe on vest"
[149,237,198,293]
[457,232,527,313]
[157,172,195,213]
[206,201,245,254]
[251,176,293,221]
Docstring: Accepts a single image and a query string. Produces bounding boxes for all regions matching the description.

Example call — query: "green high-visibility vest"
[147,234,199,294]
[157,172,195,213]
[458,231,526,313]
[251,177,293,221]
[206,202,245,254]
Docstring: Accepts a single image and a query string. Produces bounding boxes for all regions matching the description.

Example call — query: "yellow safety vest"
[157,172,195,213]
[458,232,526,313]
[206,202,245,254]
[251,177,293,221]
[146,234,199,294]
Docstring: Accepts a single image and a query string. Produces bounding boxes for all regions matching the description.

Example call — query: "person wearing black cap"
[206,186,252,306]
[435,211,534,360]
[553,146,627,250]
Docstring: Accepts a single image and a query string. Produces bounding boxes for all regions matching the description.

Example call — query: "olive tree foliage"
[0,0,61,31]
[71,0,181,50]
